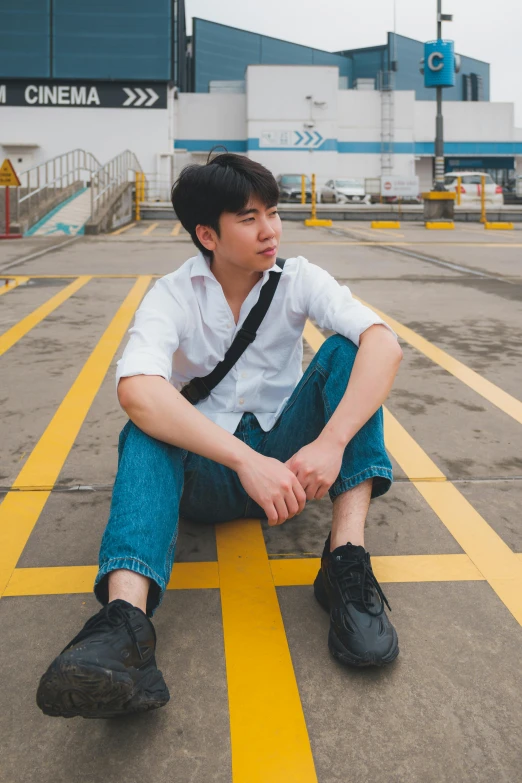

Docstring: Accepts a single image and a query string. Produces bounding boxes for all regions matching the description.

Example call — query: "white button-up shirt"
[116,252,395,433]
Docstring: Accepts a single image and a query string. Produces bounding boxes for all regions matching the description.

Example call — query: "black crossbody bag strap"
[180,258,286,405]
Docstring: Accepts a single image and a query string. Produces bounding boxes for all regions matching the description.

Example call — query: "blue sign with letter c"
[424,40,456,88]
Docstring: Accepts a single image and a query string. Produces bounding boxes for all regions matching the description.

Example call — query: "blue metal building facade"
[192,21,490,102]
[192,19,351,93]
[0,0,188,85]
[386,34,490,101]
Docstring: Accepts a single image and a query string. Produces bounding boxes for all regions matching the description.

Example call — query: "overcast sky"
[185,0,522,126]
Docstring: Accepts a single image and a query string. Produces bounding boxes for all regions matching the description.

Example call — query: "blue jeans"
[95,335,393,615]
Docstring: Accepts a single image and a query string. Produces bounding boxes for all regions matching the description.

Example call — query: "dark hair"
[171,149,279,256]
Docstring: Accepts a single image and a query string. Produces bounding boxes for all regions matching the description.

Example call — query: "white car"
[444,172,504,206]
[321,179,368,204]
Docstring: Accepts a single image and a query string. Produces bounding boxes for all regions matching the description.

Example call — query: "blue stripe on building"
[175,139,522,155]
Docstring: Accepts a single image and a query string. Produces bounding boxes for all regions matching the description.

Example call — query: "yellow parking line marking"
[0,276,91,357]
[293,241,522,247]
[110,222,136,236]
[141,222,159,236]
[345,225,405,239]
[171,221,182,236]
[4,562,219,596]
[304,321,522,626]
[0,276,29,295]
[354,296,522,425]
[0,277,151,599]
[2,553,499,596]
[216,519,317,783]
[270,554,484,586]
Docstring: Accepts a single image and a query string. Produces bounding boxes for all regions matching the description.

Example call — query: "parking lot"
[1,219,521,783]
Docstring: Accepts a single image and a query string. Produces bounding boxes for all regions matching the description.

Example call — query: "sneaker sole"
[313,569,400,668]
[37,658,170,719]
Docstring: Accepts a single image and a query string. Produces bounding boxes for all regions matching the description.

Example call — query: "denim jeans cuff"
[329,466,393,502]
[94,556,166,617]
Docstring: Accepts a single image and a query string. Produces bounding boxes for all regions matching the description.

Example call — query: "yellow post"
[304,173,332,227]
[456,176,462,206]
[135,171,141,221]
[301,174,306,205]
[480,174,486,224]
[311,173,316,221]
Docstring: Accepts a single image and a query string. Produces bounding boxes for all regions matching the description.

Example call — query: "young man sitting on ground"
[37,152,403,719]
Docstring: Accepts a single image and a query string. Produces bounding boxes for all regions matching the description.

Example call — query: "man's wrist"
[225,438,256,472]
[316,426,351,452]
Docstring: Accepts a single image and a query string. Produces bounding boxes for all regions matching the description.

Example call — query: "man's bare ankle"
[108,569,150,614]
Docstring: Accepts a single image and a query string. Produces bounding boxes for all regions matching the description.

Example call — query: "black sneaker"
[36,599,170,718]
[314,535,399,667]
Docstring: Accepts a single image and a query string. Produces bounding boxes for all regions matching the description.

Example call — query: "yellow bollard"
[301,174,306,205]
[135,171,141,221]
[304,173,332,227]
[480,174,486,224]
[456,176,462,206]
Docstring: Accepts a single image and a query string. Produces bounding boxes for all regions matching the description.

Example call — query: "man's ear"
[195,224,217,253]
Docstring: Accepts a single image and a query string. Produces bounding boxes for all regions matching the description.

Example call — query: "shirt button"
[239,398,244,405]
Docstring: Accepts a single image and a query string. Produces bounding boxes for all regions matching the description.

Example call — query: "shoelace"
[333,553,392,617]
[62,602,146,661]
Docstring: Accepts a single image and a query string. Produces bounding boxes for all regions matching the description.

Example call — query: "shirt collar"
[190,251,283,282]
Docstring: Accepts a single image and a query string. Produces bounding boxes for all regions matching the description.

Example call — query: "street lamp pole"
[434,0,445,190]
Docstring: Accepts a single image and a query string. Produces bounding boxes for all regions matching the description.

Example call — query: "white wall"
[0,105,171,177]
[175,93,246,140]
[414,101,516,141]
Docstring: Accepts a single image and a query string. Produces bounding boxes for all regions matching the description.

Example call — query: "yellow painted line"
[304,321,522,625]
[270,554,484,585]
[0,277,151,598]
[0,276,29,295]
[3,562,219,596]
[216,519,317,782]
[354,296,522,426]
[110,222,136,236]
[2,553,500,596]
[287,241,522,247]
[141,222,159,236]
[0,276,91,357]
[171,221,182,236]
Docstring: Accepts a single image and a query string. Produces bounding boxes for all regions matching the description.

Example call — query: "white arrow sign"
[122,87,159,108]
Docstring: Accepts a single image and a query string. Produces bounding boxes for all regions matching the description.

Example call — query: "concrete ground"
[1,219,521,783]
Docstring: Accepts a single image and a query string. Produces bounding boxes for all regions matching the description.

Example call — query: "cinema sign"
[0,80,167,109]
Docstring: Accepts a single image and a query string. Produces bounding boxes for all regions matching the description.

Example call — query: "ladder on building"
[379,71,394,176]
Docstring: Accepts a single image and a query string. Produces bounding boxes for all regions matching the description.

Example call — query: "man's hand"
[236,453,307,526]
[285,438,344,500]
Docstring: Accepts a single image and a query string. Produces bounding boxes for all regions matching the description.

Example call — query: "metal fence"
[90,150,143,219]
[14,149,101,225]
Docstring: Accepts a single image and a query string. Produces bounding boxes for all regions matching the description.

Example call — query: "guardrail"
[90,150,142,220]
[14,149,102,226]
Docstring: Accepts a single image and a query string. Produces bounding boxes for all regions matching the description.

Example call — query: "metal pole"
[434,0,445,190]
[480,174,486,223]
[301,174,306,205]
[311,173,316,220]
[5,187,10,235]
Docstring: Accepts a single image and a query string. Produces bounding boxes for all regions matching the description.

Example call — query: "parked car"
[321,178,368,203]
[276,174,311,203]
[443,172,504,206]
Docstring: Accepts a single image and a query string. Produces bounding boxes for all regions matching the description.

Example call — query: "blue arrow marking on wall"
[304,131,314,146]
[294,131,304,145]
[314,132,324,147]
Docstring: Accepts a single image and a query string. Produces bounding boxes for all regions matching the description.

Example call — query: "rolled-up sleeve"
[297,258,397,346]
[115,277,186,386]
